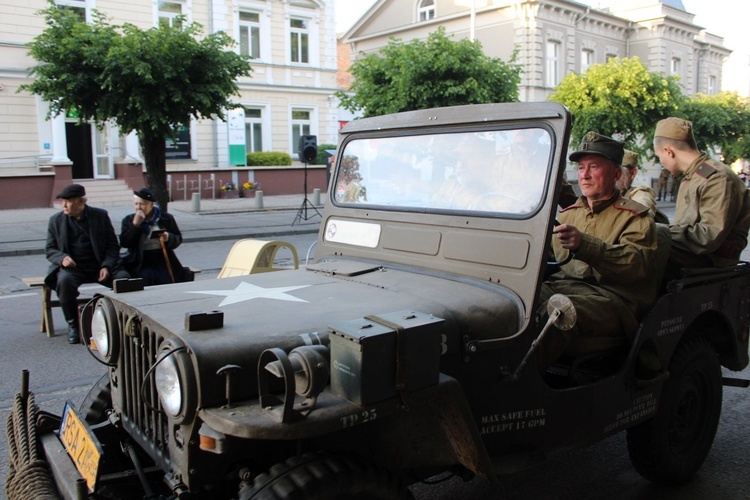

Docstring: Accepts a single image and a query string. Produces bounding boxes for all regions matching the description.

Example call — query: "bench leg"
[42,285,55,337]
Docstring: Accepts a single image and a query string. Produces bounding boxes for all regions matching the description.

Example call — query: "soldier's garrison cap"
[569,131,625,165]
[622,149,639,169]
[655,117,695,143]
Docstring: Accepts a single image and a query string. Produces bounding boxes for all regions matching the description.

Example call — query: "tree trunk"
[139,131,170,213]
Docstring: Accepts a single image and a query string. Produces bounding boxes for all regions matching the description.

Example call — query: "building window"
[418,0,435,22]
[158,1,183,28]
[244,107,264,153]
[606,53,617,62]
[671,57,681,76]
[55,0,87,21]
[239,11,261,59]
[580,49,594,72]
[708,75,716,94]
[291,108,313,157]
[290,18,309,64]
[546,41,561,88]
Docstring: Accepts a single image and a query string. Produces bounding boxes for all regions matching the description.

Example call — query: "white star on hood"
[186,282,310,307]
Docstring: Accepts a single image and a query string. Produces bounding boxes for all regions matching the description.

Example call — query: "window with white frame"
[546,41,561,88]
[671,57,681,76]
[239,11,261,59]
[55,0,87,21]
[290,18,309,64]
[158,1,183,28]
[244,107,264,153]
[418,0,435,22]
[708,75,716,94]
[580,49,594,72]
[291,108,313,157]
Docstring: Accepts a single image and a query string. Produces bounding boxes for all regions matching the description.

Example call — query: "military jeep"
[37,102,750,499]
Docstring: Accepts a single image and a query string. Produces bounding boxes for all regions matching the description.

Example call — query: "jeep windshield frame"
[318,102,572,336]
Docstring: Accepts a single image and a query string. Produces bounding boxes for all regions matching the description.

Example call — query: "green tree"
[336,27,521,117]
[682,92,750,165]
[20,5,252,211]
[549,57,684,156]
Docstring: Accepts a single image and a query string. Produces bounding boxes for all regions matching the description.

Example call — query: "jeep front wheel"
[626,337,722,484]
[239,452,413,500]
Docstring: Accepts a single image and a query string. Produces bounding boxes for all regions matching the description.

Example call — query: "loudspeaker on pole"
[298,135,317,163]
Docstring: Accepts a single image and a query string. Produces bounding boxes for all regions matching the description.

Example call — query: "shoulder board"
[696,162,718,179]
[614,198,649,216]
[559,204,583,213]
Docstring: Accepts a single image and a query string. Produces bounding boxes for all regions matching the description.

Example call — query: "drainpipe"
[574,6,591,26]
[626,21,632,58]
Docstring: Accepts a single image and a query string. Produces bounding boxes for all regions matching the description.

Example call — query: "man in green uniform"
[618,149,657,213]
[653,117,750,276]
[538,133,658,372]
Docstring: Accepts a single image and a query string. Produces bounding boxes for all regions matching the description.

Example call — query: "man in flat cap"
[653,117,750,277]
[538,132,657,372]
[120,187,190,285]
[45,183,129,343]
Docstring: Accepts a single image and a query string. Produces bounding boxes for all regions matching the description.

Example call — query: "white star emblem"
[186,282,310,307]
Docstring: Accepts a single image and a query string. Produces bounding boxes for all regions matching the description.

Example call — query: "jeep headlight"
[155,353,182,416]
[154,343,195,424]
[90,299,119,363]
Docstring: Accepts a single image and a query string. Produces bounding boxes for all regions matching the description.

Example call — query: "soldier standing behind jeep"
[653,117,750,278]
[538,132,657,371]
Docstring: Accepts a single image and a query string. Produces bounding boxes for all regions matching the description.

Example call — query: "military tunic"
[622,185,656,214]
[669,153,750,268]
[539,192,657,369]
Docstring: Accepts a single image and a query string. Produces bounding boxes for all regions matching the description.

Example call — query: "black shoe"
[68,327,80,344]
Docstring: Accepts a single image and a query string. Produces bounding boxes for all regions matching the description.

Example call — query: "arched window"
[418,0,435,22]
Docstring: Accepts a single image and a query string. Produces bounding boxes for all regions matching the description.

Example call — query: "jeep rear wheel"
[239,452,413,500]
[626,337,722,484]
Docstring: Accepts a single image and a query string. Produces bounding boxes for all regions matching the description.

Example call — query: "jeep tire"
[80,372,112,425]
[626,337,722,484]
[239,452,413,499]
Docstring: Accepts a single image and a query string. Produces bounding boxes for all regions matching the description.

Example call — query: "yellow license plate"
[59,401,102,491]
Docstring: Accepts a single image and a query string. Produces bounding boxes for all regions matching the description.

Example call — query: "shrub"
[246,151,292,166]
[315,143,337,165]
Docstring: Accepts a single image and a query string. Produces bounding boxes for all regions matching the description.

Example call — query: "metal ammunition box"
[328,310,443,405]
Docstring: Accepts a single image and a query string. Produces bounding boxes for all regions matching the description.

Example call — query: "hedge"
[315,143,337,165]
[246,151,292,166]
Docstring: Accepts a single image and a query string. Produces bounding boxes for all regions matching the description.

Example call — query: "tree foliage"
[682,92,750,164]
[21,5,252,211]
[548,57,684,156]
[336,27,521,117]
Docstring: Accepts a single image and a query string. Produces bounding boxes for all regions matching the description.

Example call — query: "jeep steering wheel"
[547,219,574,268]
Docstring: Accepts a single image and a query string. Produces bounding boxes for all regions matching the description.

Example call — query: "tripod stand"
[292,161,321,225]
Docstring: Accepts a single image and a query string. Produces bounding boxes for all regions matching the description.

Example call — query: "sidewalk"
[0,194,324,257]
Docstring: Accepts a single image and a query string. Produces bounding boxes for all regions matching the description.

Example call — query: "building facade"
[340,0,731,187]
[0,0,339,208]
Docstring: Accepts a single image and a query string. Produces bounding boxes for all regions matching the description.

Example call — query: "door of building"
[93,124,115,179]
[65,122,94,179]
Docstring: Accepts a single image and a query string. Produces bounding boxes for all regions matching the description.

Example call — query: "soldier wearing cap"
[617,150,657,213]
[120,187,190,285]
[538,132,657,372]
[45,183,129,344]
[653,117,750,276]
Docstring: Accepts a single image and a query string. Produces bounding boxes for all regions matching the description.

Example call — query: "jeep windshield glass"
[333,128,553,215]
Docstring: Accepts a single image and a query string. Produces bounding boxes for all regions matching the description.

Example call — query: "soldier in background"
[653,117,750,275]
[617,149,656,214]
[656,167,670,201]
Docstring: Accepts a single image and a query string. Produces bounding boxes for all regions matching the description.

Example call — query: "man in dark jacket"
[45,184,129,344]
[119,187,190,285]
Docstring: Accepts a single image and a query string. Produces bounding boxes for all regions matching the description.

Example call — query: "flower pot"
[240,189,256,198]
[220,190,240,199]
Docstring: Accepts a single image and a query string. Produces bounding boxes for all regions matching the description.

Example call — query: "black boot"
[67,320,80,344]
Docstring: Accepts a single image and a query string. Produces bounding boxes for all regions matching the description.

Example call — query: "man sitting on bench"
[45,184,129,344]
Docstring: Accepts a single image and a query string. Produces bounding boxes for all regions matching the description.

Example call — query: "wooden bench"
[23,267,201,337]
[22,277,91,338]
